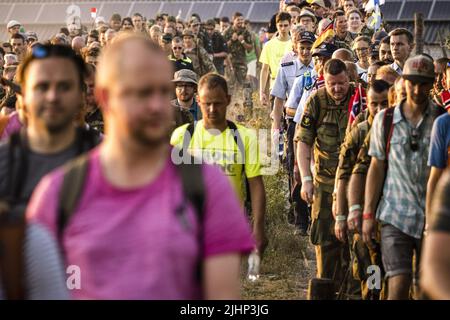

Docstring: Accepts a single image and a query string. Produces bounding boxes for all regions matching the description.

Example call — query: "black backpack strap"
[383,108,395,162]
[57,155,89,239]
[182,122,196,157]
[176,159,205,286]
[227,120,252,211]
[7,133,29,203]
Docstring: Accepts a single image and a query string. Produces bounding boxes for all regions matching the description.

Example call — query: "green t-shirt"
[246,34,260,63]
[170,120,262,200]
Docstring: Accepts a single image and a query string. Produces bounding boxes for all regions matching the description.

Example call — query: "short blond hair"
[376,65,399,83]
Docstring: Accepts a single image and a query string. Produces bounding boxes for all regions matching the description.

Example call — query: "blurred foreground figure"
[0,44,100,299]
[26,35,254,300]
[421,168,450,300]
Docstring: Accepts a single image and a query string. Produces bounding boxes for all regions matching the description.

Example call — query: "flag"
[364,0,385,13]
[303,71,313,90]
[441,89,450,110]
[368,0,382,32]
[315,74,325,89]
[311,21,334,50]
[90,8,97,19]
[348,85,367,125]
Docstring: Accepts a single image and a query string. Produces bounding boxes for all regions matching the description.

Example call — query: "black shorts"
[380,223,422,279]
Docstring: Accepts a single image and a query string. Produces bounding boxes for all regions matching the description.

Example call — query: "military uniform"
[352,131,372,176]
[294,85,354,287]
[348,129,386,299]
[184,45,217,77]
[223,26,252,85]
[333,32,356,50]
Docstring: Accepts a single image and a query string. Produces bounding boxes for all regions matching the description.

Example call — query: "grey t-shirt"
[0,139,80,217]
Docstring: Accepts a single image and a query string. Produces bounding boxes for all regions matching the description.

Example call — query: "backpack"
[56,149,206,292]
[183,120,252,214]
[0,127,99,300]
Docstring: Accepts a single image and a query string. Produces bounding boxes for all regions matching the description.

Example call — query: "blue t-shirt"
[428,112,450,169]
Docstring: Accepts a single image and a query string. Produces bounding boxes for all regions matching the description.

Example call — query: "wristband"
[362,212,374,220]
[335,215,347,222]
[302,176,313,183]
[349,204,362,213]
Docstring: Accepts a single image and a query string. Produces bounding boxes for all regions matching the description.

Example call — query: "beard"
[37,103,81,134]
[130,118,172,148]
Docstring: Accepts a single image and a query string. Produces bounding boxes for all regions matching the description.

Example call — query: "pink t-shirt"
[26,147,254,300]
[1,111,22,141]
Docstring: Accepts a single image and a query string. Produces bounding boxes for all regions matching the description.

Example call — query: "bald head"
[96,34,174,144]
[317,18,332,34]
[332,48,354,62]
[71,36,85,53]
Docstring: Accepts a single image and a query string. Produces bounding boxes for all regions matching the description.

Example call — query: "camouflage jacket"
[184,45,217,77]
[294,85,354,186]
[222,26,252,65]
[337,111,373,181]
[333,31,356,50]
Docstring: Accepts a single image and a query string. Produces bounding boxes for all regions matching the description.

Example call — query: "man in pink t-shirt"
[26,35,254,300]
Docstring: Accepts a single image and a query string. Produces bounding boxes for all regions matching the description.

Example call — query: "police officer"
[295,59,354,294]
[287,43,336,124]
[271,31,315,235]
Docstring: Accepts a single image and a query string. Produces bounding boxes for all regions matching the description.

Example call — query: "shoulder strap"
[315,88,329,129]
[182,122,196,157]
[57,155,89,239]
[226,120,251,211]
[7,133,28,203]
[176,157,205,286]
[226,120,245,159]
[383,108,395,161]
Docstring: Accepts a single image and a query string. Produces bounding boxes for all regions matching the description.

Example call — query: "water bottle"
[247,250,261,282]
[278,129,284,157]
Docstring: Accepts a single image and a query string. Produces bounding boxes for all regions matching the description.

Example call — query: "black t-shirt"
[207,31,228,65]
[85,107,104,134]
[430,168,450,233]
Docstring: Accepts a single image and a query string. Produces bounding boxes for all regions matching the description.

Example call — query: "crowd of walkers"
[0,0,449,300]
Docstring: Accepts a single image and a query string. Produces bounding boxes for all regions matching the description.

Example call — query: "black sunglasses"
[410,127,419,152]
